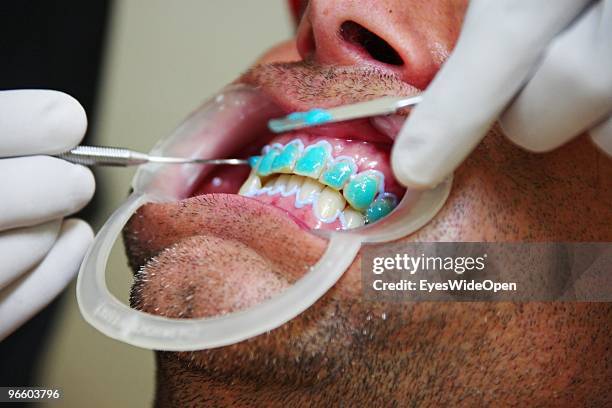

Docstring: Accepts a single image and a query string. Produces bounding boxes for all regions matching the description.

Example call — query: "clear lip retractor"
[76,84,452,351]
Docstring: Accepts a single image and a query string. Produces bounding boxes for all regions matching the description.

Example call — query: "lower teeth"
[238,173,396,230]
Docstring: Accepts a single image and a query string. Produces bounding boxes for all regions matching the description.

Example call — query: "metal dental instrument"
[268,94,423,133]
[55,145,249,167]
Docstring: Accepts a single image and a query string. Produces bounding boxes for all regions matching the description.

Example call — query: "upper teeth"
[239,139,397,230]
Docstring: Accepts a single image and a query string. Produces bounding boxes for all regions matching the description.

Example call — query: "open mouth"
[188,90,411,231]
[124,63,424,275]
[191,132,406,231]
[119,65,427,342]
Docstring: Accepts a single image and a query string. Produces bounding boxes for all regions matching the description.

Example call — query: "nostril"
[339,21,404,66]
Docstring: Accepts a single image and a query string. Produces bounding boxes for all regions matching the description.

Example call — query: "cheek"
[254,39,302,65]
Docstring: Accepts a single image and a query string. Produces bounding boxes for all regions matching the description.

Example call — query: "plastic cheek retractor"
[76,84,452,351]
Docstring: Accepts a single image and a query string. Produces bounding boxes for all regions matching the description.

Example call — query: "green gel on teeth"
[320,160,355,190]
[365,195,397,223]
[271,141,301,173]
[257,148,280,176]
[343,172,380,211]
[248,156,261,169]
[294,144,329,178]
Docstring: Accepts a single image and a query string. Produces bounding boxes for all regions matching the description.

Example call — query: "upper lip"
[240,61,421,111]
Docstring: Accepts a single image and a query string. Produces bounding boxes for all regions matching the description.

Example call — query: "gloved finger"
[0,156,95,230]
[0,218,92,341]
[590,114,612,156]
[500,1,612,152]
[0,89,87,157]
[391,0,591,188]
[0,219,62,289]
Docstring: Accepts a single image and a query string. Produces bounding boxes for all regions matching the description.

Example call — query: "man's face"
[124,0,612,406]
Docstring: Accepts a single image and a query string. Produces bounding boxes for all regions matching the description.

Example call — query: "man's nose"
[296,0,443,89]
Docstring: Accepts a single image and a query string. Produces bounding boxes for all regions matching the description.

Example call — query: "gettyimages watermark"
[362,243,612,301]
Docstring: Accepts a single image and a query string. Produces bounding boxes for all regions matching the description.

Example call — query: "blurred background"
[1,1,292,406]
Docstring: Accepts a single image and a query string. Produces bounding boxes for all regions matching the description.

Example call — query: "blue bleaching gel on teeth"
[248,156,261,168]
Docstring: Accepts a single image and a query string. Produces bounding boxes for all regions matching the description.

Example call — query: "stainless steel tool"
[55,145,248,167]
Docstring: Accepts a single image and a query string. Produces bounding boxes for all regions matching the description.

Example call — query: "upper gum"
[262,136,382,173]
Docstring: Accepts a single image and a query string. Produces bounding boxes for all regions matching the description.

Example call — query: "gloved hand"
[0,90,95,340]
[392,0,612,188]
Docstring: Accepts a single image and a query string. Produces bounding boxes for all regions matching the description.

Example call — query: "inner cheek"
[192,165,251,195]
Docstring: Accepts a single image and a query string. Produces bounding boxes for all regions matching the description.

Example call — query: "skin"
[124,1,612,406]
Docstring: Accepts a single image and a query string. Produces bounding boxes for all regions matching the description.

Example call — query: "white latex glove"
[392,0,612,189]
[0,90,95,340]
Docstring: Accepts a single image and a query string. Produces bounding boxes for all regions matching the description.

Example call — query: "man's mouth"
[126,61,423,319]
[188,61,419,232]
[193,132,405,230]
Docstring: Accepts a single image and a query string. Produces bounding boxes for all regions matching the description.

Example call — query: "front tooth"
[271,140,302,174]
[238,173,261,195]
[286,175,305,194]
[257,148,281,177]
[365,194,398,224]
[343,171,381,211]
[294,142,330,179]
[343,208,365,229]
[319,159,356,190]
[298,178,324,202]
[275,174,292,193]
[315,187,346,220]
